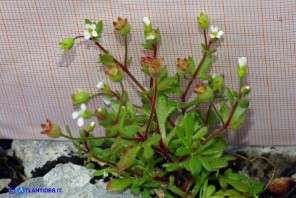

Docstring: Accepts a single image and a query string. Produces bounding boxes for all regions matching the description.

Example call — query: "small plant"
[42,13,263,197]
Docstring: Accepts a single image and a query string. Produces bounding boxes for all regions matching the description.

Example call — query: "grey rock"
[0,179,11,191]
[11,140,77,177]
[0,163,139,198]
[230,146,296,184]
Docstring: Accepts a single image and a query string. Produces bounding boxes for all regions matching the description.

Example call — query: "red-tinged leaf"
[106,178,134,191]
[116,145,141,172]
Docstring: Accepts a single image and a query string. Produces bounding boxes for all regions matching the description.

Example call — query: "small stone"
[268,177,294,195]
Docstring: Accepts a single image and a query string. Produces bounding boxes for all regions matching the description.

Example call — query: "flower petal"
[77,117,84,127]
[84,33,91,40]
[210,26,218,33]
[210,34,215,39]
[72,111,79,119]
[97,82,104,89]
[92,30,98,37]
[146,35,155,40]
[80,104,87,111]
[218,31,224,37]
[103,97,111,106]
[143,17,151,25]
[90,24,96,30]
[85,24,92,29]
[238,57,247,66]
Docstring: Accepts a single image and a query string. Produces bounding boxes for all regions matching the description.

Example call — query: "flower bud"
[237,57,247,78]
[81,109,93,119]
[176,58,190,75]
[198,13,209,30]
[94,108,108,120]
[87,121,96,132]
[113,17,130,37]
[240,86,251,96]
[209,74,224,92]
[40,119,62,138]
[145,30,161,44]
[146,58,163,79]
[106,65,124,82]
[143,17,152,33]
[72,92,91,105]
[97,82,111,92]
[59,38,75,52]
[195,84,214,101]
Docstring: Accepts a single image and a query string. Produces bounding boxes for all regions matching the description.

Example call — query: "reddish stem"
[202,93,242,144]
[93,41,146,92]
[145,79,158,139]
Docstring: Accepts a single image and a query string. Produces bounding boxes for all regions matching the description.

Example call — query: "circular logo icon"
[8,187,15,194]
[17,187,25,195]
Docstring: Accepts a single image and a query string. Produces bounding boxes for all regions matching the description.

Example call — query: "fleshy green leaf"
[205,185,216,196]
[190,155,202,175]
[226,87,235,106]
[96,21,103,35]
[93,167,116,176]
[184,112,194,144]
[192,126,208,140]
[198,54,212,75]
[232,98,249,120]
[188,56,196,76]
[156,93,177,139]
[116,145,141,172]
[143,144,154,159]
[99,52,116,67]
[106,178,134,191]
[163,163,181,172]
[198,156,213,171]
[220,101,229,121]
[85,19,92,24]
[176,146,192,156]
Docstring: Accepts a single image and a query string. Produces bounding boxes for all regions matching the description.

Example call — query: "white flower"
[143,17,151,26]
[238,57,247,68]
[146,35,155,40]
[103,97,111,106]
[212,73,217,78]
[83,24,98,40]
[210,26,224,39]
[72,104,87,127]
[97,81,104,89]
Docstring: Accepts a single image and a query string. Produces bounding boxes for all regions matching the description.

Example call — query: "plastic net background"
[0,0,295,145]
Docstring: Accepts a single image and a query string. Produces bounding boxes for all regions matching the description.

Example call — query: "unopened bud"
[198,13,209,30]
[209,75,224,92]
[72,92,91,105]
[59,38,75,53]
[95,108,108,120]
[240,86,251,96]
[143,17,152,33]
[87,121,96,132]
[237,57,247,78]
